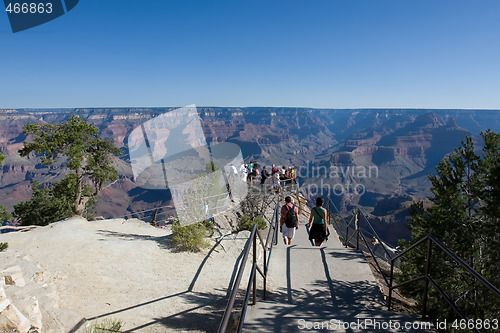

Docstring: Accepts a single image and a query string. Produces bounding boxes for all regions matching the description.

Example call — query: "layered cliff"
[0,108,497,229]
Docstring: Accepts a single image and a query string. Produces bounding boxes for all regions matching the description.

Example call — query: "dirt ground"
[1,217,255,332]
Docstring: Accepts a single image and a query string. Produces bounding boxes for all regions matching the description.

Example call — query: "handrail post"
[355,210,359,250]
[150,208,158,227]
[274,197,279,246]
[329,206,331,227]
[327,196,331,227]
[345,219,349,248]
[252,230,257,305]
[422,237,432,319]
[296,184,302,215]
[263,247,267,300]
[388,258,395,311]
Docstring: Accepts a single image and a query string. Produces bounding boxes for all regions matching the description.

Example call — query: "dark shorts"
[309,223,327,242]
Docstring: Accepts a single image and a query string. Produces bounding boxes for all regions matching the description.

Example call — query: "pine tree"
[399,130,500,325]
[0,152,10,223]
[17,116,120,220]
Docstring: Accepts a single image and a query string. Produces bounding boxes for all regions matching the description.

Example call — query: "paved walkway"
[243,218,433,332]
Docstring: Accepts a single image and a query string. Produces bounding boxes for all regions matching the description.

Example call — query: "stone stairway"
[243,221,434,332]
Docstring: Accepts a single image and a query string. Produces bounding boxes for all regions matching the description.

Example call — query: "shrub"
[0,204,9,221]
[0,242,7,252]
[201,219,215,237]
[238,215,267,231]
[14,181,72,226]
[84,318,123,333]
[172,221,210,252]
[14,176,97,226]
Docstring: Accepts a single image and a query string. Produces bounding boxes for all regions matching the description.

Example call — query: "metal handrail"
[388,233,500,332]
[358,210,394,259]
[272,190,499,330]
[218,193,280,333]
[322,198,392,287]
[324,198,396,288]
[237,263,257,332]
[357,230,391,286]
[218,224,256,333]
[265,199,280,275]
[264,197,279,249]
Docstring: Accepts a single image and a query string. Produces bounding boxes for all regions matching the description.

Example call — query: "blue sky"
[1,0,499,109]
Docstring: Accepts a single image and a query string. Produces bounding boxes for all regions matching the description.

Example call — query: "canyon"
[0,107,498,243]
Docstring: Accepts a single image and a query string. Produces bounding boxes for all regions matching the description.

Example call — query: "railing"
[218,193,280,333]
[324,198,395,286]
[323,198,500,331]
[238,180,500,332]
[387,234,500,331]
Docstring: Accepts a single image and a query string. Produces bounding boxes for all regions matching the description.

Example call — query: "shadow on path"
[243,230,432,332]
[244,280,383,333]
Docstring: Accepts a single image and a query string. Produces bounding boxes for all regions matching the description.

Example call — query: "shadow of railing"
[68,234,235,333]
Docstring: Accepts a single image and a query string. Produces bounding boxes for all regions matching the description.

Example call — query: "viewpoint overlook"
[0,107,499,332]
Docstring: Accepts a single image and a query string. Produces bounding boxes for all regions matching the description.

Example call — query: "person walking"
[271,164,278,175]
[280,196,299,245]
[260,165,270,185]
[280,166,289,190]
[239,162,247,183]
[273,170,281,193]
[247,162,254,183]
[307,197,329,246]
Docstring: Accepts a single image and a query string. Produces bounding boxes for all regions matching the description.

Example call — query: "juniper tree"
[17,115,120,219]
[0,152,10,223]
[399,130,500,324]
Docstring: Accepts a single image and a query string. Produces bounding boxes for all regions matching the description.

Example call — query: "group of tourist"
[232,162,327,246]
[238,162,296,192]
[280,196,329,246]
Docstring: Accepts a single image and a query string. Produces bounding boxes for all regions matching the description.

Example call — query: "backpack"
[255,169,260,175]
[285,205,297,228]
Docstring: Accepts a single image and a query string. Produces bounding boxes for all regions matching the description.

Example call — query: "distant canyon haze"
[0,107,499,244]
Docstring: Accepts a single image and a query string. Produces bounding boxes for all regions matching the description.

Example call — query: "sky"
[1,0,500,109]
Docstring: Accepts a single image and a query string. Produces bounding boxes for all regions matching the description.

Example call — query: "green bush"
[14,181,72,226]
[84,318,123,333]
[0,205,9,222]
[0,155,9,228]
[14,175,97,226]
[201,219,215,237]
[239,215,267,231]
[0,242,8,252]
[172,221,210,252]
